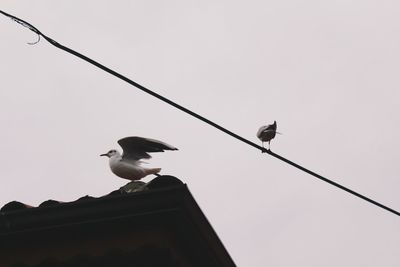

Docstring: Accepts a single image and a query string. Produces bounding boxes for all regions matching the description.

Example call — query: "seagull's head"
[100,149,119,158]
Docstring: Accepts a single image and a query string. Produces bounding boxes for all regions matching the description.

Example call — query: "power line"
[1,9,399,217]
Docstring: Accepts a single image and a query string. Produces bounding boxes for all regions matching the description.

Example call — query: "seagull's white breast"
[109,157,146,180]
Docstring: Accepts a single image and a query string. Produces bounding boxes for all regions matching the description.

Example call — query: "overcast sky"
[1,1,400,266]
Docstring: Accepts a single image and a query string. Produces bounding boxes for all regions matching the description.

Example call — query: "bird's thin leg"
[268,141,271,150]
[261,141,267,153]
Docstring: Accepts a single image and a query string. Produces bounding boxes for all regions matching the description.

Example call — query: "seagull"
[257,121,278,150]
[100,136,178,180]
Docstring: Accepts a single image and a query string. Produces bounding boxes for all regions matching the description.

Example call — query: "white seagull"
[100,136,178,180]
[257,121,278,150]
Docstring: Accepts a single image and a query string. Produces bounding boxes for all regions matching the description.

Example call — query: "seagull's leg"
[261,141,269,153]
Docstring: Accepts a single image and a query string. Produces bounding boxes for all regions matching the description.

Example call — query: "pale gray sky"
[1,1,400,266]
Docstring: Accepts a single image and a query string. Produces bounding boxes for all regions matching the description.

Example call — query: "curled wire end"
[6,13,41,45]
[27,34,40,45]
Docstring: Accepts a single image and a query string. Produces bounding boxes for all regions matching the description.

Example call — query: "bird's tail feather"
[145,168,161,176]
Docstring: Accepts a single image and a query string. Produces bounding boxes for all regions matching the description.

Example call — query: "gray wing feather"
[118,136,178,160]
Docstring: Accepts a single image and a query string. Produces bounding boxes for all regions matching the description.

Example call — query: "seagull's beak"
[100,153,108,157]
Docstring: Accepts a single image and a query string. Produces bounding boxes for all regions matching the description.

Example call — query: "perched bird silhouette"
[100,136,178,180]
[257,121,278,150]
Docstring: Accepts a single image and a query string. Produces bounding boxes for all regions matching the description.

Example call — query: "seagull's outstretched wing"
[118,136,178,160]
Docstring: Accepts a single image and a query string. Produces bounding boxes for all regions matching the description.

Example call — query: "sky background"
[1,1,400,266]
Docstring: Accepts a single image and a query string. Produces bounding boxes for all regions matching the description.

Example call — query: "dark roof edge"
[181,187,237,267]
[0,183,186,235]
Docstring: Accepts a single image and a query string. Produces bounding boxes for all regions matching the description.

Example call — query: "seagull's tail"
[145,168,162,176]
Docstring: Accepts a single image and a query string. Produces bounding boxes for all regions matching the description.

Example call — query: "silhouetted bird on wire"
[257,121,280,150]
[101,136,178,180]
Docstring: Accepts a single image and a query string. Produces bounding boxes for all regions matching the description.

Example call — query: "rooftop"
[0,176,236,267]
